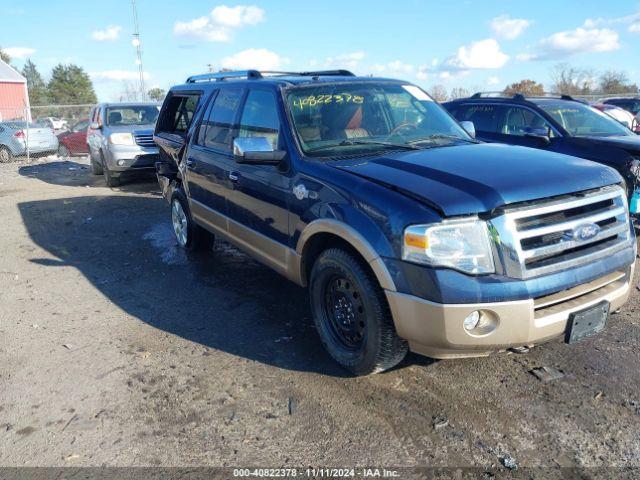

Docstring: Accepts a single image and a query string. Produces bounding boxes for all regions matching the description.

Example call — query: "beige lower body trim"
[386,265,634,359]
[191,199,303,284]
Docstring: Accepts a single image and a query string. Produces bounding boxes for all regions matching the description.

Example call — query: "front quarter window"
[286,83,472,157]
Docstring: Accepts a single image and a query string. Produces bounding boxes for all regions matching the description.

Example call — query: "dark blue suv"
[154,71,636,375]
[443,94,640,217]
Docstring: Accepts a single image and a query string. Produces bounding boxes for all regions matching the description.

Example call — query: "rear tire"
[58,144,70,158]
[0,146,12,163]
[170,189,215,252]
[309,248,408,375]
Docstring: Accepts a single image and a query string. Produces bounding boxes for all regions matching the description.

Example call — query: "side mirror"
[233,137,286,165]
[89,122,101,130]
[460,121,476,139]
[524,127,551,145]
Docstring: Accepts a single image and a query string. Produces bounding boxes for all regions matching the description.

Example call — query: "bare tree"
[449,87,470,100]
[119,82,141,102]
[428,85,448,102]
[549,63,595,95]
[598,71,638,95]
[503,79,545,96]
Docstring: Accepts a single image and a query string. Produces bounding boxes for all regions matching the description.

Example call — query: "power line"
[131,0,146,100]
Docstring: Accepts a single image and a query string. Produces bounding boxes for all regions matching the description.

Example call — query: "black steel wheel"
[310,248,408,375]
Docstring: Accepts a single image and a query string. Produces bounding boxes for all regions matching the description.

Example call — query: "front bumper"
[386,264,635,359]
[104,144,159,172]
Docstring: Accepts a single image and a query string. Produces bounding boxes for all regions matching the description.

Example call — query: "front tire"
[170,189,214,252]
[101,152,120,187]
[309,248,408,375]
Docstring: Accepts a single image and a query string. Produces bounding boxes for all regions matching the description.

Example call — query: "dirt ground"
[1,156,640,473]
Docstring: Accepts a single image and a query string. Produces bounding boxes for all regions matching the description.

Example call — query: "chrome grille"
[489,186,632,279]
[134,133,155,147]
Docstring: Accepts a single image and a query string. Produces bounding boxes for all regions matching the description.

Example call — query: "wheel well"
[301,232,374,287]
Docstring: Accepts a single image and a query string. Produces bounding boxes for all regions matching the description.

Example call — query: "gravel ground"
[1,156,639,473]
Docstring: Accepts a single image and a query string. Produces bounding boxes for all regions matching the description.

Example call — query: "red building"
[0,59,30,122]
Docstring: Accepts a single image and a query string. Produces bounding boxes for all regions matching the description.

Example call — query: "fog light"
[117,160,125,166]
[463,311,481,331]
[462,310,498,336]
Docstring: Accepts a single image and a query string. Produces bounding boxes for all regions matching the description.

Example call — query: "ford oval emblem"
[572,223,601,242]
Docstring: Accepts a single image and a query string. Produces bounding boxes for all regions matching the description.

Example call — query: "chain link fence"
[0,104,94,163]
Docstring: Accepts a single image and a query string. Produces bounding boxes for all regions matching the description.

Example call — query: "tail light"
[14,130,25,138]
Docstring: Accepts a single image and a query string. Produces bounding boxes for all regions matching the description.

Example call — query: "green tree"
[21,60,49,106]
[0,47,11,66]
[48,64,97,105]
[503,79,545,96]
[147,87,166,101]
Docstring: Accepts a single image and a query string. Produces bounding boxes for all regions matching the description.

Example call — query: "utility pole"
[131,0,146,100]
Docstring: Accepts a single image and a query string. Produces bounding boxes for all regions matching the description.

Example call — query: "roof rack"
[470,91,578,101]
[186,69,355,83]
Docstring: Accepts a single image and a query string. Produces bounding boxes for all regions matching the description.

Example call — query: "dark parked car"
[444,94,640,218]
[154,71,635,375]
[57,119,89,157]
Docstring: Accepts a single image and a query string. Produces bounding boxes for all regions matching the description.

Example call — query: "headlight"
[109,133,134,146]
[402,219,495,274]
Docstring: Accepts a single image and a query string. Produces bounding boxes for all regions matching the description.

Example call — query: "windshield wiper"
[308,139,422,153]
[412,134,476,145]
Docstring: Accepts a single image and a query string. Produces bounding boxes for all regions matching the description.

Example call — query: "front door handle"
[228,172,239,182]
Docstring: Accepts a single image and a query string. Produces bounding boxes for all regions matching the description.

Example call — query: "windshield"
[538,101,632,137]
[4,121,39,129]
[105,105,159,127]
[286,83,471,157]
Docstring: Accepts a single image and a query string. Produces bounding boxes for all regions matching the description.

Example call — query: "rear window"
[453,104,500,133]
[157,94,201,135]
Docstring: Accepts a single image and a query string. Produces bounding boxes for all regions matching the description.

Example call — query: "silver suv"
[87,102,161,186]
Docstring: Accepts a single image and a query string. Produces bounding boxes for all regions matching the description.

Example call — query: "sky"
[2,0,640,102]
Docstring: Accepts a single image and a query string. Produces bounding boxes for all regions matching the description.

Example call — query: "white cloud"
[3,47,35,58]
[91,25,122,41]
[220,48,287,70]
[630,23,640,33]
[525,28,620,60]
[443,38,509,70]
[490,15,532,40]
[584,11,640,29]
[174,5,265,42]
[324,51,365,70]
[90,70,151,82]
[487,76,500,86]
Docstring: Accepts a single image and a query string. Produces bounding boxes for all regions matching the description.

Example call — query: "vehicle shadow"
[18,159,159,195]
[18,194,353,377]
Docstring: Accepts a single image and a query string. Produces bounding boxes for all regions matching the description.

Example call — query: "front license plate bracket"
[565,301,610,344]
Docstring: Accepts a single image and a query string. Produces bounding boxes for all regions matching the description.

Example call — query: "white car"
[591,104,638,132]
[35,117,69,131]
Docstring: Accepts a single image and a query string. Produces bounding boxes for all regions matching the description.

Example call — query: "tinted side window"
[158,94,200,135]
[456,104,500,133]
[202,88,244,151]
[239,90,280,149]
[496,106,554,137]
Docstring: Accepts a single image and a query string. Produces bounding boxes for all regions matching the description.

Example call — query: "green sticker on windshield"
[293,93,364,110]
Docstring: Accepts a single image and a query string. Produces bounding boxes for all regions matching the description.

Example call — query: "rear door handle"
[186,159,195,168]
[229,172,239,182]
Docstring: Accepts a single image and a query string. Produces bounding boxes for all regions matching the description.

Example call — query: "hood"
[105,124,156,134]
[332,143,621,217]
[580,135,640,153]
